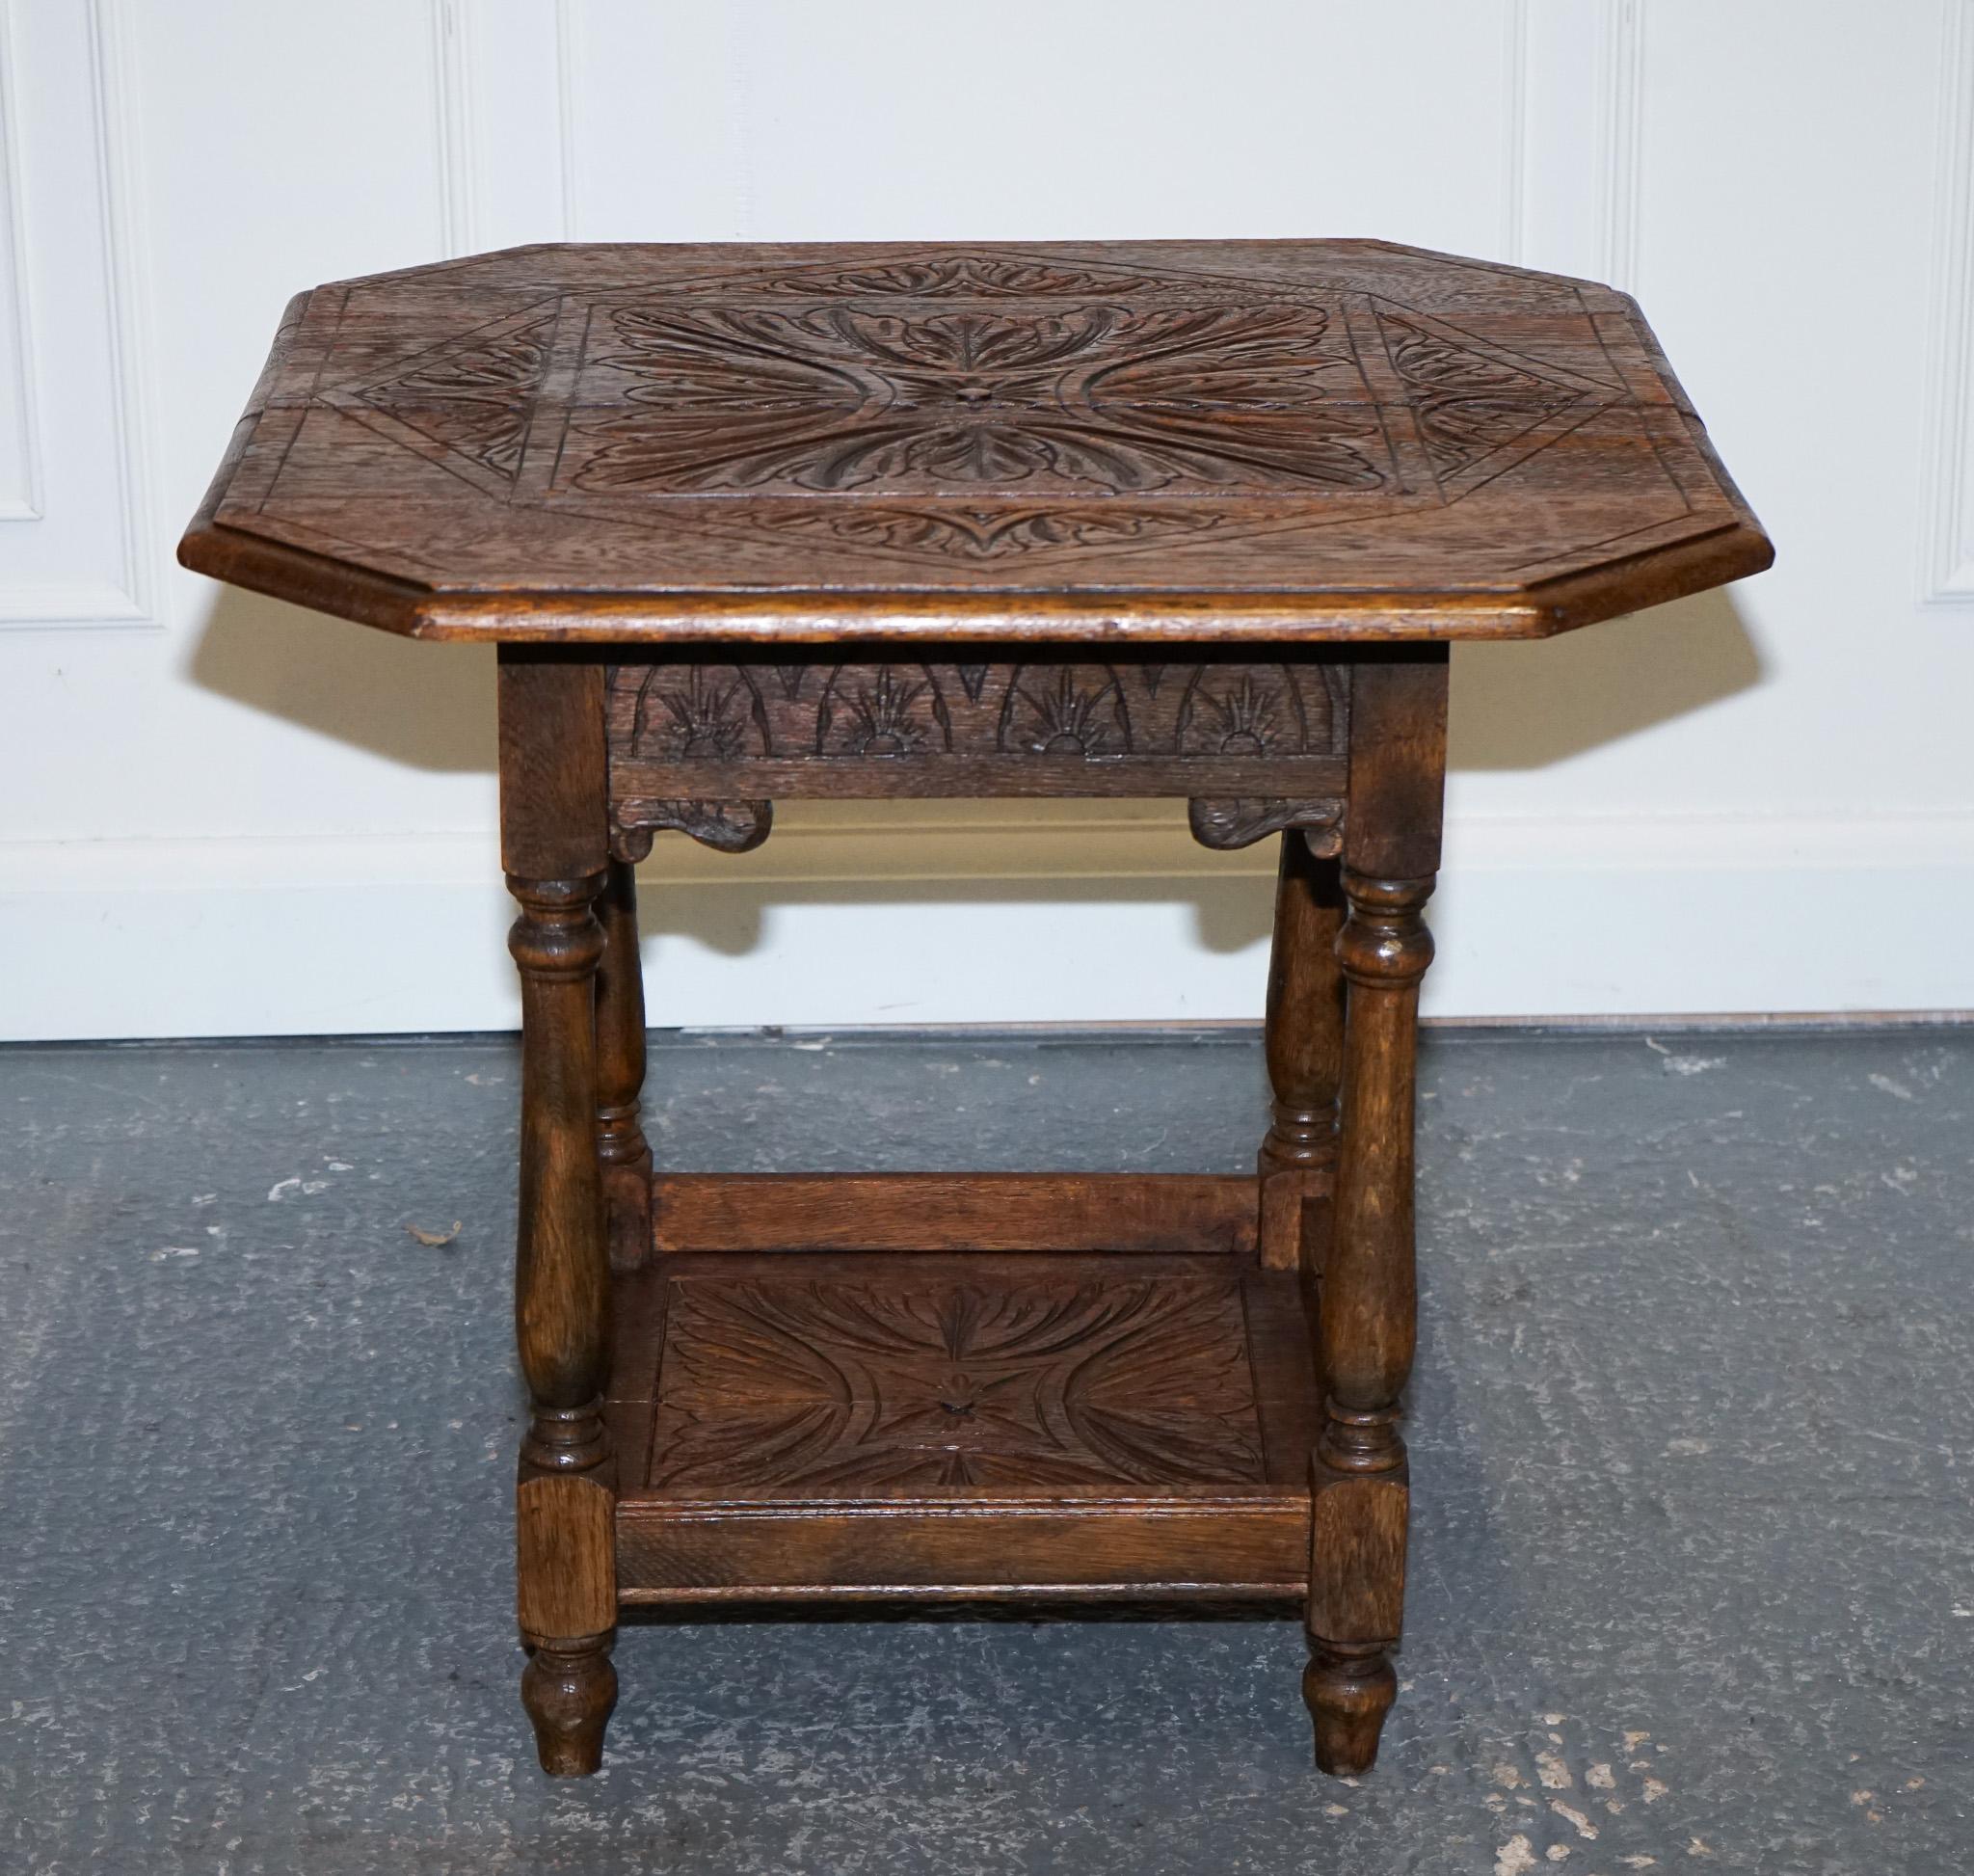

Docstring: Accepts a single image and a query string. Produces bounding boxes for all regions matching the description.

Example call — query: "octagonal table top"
[177,239,1771,646]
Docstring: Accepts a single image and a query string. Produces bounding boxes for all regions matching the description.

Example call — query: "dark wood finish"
[178,240,1771,644]
[178,241,1774,1784]
[611,747,1346,801]
[642,1252,1294,1491]
[1188,795,1343,852]
[1258,834,1347,1273]
[618,1508,1308,1602]
[520,1634,618,1778]
[517,1470,618,1775]
[593,858,652,1274]
[604,652,1348,854]
[498,649,618,1775]
[652,1171,1259,1256]
[611,1250,1317,1597]
[1301,1645,1400,1778]
[622,1516,1310,1603]
[1302,648,1447,1775]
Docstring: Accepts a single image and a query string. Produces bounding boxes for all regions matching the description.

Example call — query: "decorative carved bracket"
[610,800,773,860]
[1188,797,1345,853]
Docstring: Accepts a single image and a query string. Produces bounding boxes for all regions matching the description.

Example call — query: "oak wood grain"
[612,1247,1318,1598]
[617,1506,1309,1602]
[1258,834,1347,1272]
[651,1172,1261,1256]
[1301,648,1446,1775]
[499,650,617,1774]
[177,239,1772,643]
[593,858,652,1274]
[517,1469,617,1641]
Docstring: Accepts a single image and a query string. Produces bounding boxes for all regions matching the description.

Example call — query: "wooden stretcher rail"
[615,1500,1311,1602]
[650,1171,1260,1255]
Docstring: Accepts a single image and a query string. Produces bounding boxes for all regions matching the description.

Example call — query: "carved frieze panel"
[604,654,1352,850]
[607,655,1347,766]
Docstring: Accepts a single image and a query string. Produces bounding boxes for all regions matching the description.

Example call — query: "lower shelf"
[608,1178,1320,1604]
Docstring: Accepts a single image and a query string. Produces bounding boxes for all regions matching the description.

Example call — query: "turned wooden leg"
[1306,869,1431,1773]
[594,857,653,1274]
[1303,649,1446,1777]
[1258,831,1346,1273]
[501,651,619,1778]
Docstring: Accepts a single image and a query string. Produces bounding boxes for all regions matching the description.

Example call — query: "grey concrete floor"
[1,1026,1969,1874]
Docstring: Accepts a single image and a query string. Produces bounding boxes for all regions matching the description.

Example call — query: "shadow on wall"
[187,581,1763,961]
[192,580,1764,784]
[624,871,1283,961]
[1449,587,1760,768]
[189,583,496,774]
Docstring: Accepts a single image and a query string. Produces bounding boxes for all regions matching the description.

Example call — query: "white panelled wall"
[0,0,1969,1039]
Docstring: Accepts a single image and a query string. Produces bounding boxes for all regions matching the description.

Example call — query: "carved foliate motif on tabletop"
[352,309,555,492]
[1380,314,1583,478]
[740,256,1209,298]
[647,1273,1267,1492]
[705,502,1238,560]
[573,302,1384,496]
[323,251,1619,566]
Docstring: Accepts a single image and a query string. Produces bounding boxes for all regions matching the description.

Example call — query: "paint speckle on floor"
[1497,1834,1540,1876]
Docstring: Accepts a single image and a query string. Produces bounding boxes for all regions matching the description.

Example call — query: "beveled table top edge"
[176,514,1773,645]
[179,240,1774,642]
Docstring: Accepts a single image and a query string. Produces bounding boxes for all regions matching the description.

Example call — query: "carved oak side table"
[179,240,1770,1778]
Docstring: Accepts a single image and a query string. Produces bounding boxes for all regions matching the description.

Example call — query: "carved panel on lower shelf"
[645,1269,1267,1493]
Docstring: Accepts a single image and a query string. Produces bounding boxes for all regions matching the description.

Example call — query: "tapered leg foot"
[521,1633,618,1777]
[1303,1643,1397,1776]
